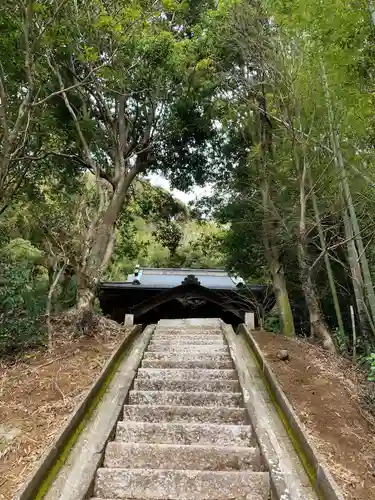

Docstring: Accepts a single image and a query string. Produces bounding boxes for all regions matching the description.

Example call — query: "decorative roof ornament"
[182,274,201,286]
[177,297,206,308]
[132,264,141,285]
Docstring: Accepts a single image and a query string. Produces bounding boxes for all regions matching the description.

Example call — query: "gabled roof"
[123,267,240,290]
[99,267,274,324]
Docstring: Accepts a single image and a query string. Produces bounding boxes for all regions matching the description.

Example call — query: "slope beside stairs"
[90,319,270,500]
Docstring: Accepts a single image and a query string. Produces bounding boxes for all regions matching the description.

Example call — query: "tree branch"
[32,79,92,107]
[0,61,9,143]
[23,2,34,88]
[46,57,96,170]
[117,93,127,177]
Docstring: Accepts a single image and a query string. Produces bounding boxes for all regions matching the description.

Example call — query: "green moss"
[279,292,295,337]
[0,437,7,452]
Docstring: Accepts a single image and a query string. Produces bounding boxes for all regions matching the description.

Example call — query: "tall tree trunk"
[308,170,345,339]
[257,85,295,337]
[76,170,138,312]
[321,60,375,333]
[370,1,375,26]
[46,261,67,350]
[343,206,374,346]
[336,142,375,328]
[298,152,336,352]
[261,178,295,337]
[76,270,97,311]
[58,267,75,311]
[298,248,336,351]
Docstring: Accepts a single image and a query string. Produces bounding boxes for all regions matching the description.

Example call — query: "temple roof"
[102,267,244,290]
[99,267,273,325]
[128,267,239,289]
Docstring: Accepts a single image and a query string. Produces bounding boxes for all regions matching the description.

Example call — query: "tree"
[266,0,375,349]
[203,0,297,336]
[43,0,221,312]
[201,0,375,350]
[0,238,47,354]
[0,1,101,214]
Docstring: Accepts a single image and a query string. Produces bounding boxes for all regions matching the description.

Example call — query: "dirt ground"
[253,330,375,500]
[0,319,128,499]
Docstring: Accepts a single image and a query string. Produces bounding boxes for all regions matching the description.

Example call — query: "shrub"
[264,313,281,333]
[367,353,375,382]
[0,253,48,355]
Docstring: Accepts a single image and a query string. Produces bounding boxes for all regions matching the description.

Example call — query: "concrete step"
[116,421,253,446]
[122,405,247,424]
[157,318,222,327]
[154,328,223,335]
[133,378,240,393]
[155,325,223,330]
[151,335,225,343]
[128,390,242,407]
[152,331,224,341]
[154,327,223,332]
[93,469,269,499]
[142,358,233,369]
[104,442,263,471]
[153,328,223,334]
[153,330,224,340]
[136,368,238,381]
[147,344,229,353]
[144,351,231,359]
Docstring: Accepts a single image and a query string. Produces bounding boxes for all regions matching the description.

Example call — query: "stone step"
[133,378,240,393]
[122,405,247,424]
[152,331,224,341]
[147,344,229,353]
[104,442,263,471]
[154,328,223,335]
[142,358,233,369]
[150,337,226,345]
[93,469,269,499]
[116,421,253,446]
[153,328,223,334]
[151,335,224,340]
[143,352,232,363]
[128,390,242,407]
[136,368,238,381]
[157,318,222,327]
[153,329,223,334]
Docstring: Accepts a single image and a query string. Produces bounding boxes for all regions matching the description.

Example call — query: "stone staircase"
[91,320,270,500]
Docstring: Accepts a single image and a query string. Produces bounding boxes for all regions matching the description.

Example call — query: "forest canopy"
[1,0,375,367]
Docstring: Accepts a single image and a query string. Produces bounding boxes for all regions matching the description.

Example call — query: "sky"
[147,173,213,205]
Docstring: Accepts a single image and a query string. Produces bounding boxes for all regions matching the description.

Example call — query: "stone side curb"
[223,324,315,500]
[16,324,143,500]
[237,324,345,500]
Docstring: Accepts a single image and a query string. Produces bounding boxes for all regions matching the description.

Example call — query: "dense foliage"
[0,243,47,354]
[193,0,375,355]
[0,177,225,353]
[1,0,375,376]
